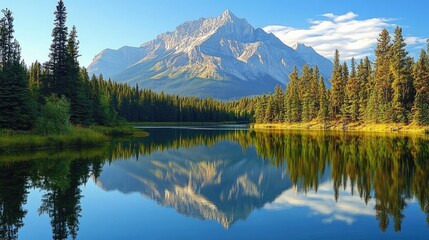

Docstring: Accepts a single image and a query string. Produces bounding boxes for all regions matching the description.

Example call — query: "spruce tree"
[373,29,393,122]
[346,58,361,121]
[47,0,68,96]
[301,65,314,122]
[391,27,413,123]
[0,9,14,64]
[264,95,275,123]
[412,49,429,125]
[330,49,344,119]
[358,57,372,120]
[284,66,301,122]
[67,26,93,125]
[317,76,329,122]
[0,9,34,130]
[273,85,284,122]
[311,66,320,120]
[340,61,350,121]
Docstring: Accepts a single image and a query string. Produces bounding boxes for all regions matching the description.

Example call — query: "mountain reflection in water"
[1,126,429,239]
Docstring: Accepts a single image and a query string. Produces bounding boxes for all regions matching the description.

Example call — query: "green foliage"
[318,77,329,121]
[330,49,344,118]
[284,66,302,122]
[346,58,361,121]
[254,28,428,127]
[340,61,350,121]
[358,57,372,120]
[0,9,34,130]
[273,85,284,122]
[373,29,393,122]
[413,49,429,125]
[254,95,267,123]
[46,0,68,97]
[67,26,93,126]
[0,126,115,151]
[391,27,414,123]
[36,95,71,135]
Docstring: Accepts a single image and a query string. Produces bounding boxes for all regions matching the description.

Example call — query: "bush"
[36,95,72,135]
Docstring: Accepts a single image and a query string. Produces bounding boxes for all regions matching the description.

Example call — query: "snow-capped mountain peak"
[88,11,333,99]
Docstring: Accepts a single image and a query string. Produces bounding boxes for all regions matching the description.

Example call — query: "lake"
[1,125,429,239]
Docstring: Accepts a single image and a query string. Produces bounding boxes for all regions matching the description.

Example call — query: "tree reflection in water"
[0,127,428,239]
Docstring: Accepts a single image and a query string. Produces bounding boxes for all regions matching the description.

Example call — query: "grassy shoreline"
[0,125,148,152]
[252,122,429,134]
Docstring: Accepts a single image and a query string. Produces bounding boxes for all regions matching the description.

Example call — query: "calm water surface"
[1,126,429,239]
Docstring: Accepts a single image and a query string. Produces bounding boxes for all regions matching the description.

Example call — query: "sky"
[2,0,428,66]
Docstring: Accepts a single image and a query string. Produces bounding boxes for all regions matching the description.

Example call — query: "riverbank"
[252,121,429,134]
[0,126,148,152]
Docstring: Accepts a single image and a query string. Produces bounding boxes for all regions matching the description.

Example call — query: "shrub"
[36,95,72,135]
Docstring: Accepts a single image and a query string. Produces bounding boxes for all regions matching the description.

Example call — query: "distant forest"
[1,0,429,133]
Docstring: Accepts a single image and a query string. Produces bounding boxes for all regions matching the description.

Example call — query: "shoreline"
[0,126,148,152]
[251,122,429,134]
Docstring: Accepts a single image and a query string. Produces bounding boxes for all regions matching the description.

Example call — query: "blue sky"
[3,0,428,66]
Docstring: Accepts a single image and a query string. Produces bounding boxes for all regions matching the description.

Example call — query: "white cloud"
[405,36,427,45]
[264,180,375,225]
[264,12,427,60]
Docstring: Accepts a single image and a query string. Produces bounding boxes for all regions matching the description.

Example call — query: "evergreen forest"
[254,29,429,126]
[0,1,249,134]
[1,0,429,134]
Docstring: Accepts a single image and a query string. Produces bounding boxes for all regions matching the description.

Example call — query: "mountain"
[96,141,291,228]
[88,10,333,99]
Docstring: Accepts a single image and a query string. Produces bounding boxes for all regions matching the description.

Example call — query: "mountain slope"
[97,141,291,228]
[88,10,333,99]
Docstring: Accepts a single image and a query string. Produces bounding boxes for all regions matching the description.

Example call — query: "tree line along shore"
[1,0,429,152]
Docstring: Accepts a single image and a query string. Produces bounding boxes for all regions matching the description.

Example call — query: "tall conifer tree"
[0,9,34,130]
[47,0,68,96]
[412,49,429,125]
[330,49,344,119]
[391,27,413,123]
[346,58,361,121]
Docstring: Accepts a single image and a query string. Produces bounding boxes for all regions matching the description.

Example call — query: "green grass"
[89,125,135,136]
[0,125,147,152]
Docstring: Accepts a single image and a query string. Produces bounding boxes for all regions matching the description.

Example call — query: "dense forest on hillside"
[0,1,248,133]
[254,29,429,126]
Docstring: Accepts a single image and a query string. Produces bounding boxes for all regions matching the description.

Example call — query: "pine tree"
[412,49,429,125]
[317,76,329,122]
[358,57,372,120]
[311,66,321,119]
[90,74,105,124]
[284,66,301,122]
[47,0,68,96]
[66,26,93,125]
[301,65,314,122]
[391,27,413,123]
[273,85,284,122]
[0,9,15,64]
[330,49,344,119]
[264,95,275,123]
[373,29,393,122]
[340,61,350,121]
[346,58,361,121]
[0,9,34,130]
[28,61,44,107]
